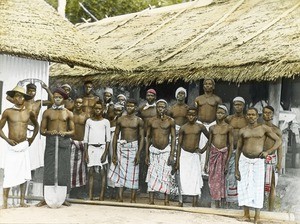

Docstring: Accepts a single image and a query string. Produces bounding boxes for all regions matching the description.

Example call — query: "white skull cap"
[117,94,126,100]
[233,96,245,104]
[104,87,113,95]
[218,105,228,114]
[156,99,168,106]
[61,83,72,91]
[175,87,187,98]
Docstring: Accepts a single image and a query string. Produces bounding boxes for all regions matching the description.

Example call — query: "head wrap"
[117,94,127,100]
[104,87,113,95]
[156,99,168,107]
[53,87,68,100]
[233,96,245,104]
[61,83,72,91]
[26,83,37,90]
[218,105,228,114]
[147,89,156,95]
[175,87,187,98]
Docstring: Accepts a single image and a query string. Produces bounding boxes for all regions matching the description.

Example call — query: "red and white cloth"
[208,145,228,200]
[265,154,278,193]
[108,141,139,189]
[70,140,87,188]
[146,145,172,194]
[238,154,265,209]
[179,149,203,196]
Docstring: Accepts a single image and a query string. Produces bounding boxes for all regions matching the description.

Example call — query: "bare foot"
[63,201,71,206]
[237,216,251,222]
[19,202,30,208]
[36,200,47,207]
[149,200,154,205]
[254,218,263,224]
[164,201,170,206]
[130,200,136,203]
[178,202,183,207]
[118,199,124,203]
[2,204,8,209]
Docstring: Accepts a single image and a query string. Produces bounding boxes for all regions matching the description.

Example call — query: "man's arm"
[112,119,121,165]
[235,131,243,181]
[28,111,39,145]
[0,110,16,145]
[200,124,210,152]
[204,127,213,174]
[145,119,152,165]
[41,83,54,106]
[101,120,111,163]
[260,125,282,158]
[40,110,50,136]
[225,126,234,174]
[175,128,183,171]
[134,118,144,165]
[168,119,176,166]
[62,111,75,137]
[276,128,283,172]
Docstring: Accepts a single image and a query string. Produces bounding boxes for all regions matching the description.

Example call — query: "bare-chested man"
[225,96,248,205]
[145,99,175,205]
[175,107,208,207]
[108,99,144,203]
[61,83,74,111]
[84,101,110,201]
[195,78,222,173]
[235,108,281,224]
[262,106,283,211]
[82,81,100,117]
[103,87,115,121]
[204,105,233,208]
[70,97,89,198]
[37,87,75,207]
[0,86,39,209]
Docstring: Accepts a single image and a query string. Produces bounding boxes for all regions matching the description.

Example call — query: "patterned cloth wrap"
[70,140,87,188]
[265,154,278,193]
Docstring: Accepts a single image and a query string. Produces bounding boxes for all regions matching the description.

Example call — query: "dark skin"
[72,98,89,141]
[84,103,110,201]
[62,86,74,111]
[194,79,222,123]
[168,91,188,127]
[263,107,283,211]
[175,109,208,207]
[204,108,233,208]
[103,92,115,121]
[82,83,99,117]
[0,92,39,209]
[37,92,75,207]
[235,108,281,224]
[139,92,157,133]
[145,101,175,206]
[112,102,144,203]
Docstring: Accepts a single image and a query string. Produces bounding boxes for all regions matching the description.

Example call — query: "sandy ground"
[0,203,295,224]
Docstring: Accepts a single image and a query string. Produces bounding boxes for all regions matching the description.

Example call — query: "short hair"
[203,78,215,86]
[94,100,103,107]
[126,98,137,105]
[263,105,274,113]
[84,80,93,86]
[247,107,258,114]
[26,83,37,90]
[187,106,198,113]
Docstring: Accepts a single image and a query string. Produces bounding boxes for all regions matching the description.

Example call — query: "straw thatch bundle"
[0,0,118,71]
[50,0,300,86]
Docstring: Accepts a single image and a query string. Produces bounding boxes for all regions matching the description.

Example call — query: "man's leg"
[3,188,10,209]
[19,183,29,207]
[131,189,137,203]
[254,208,261,224]
[192,195,198,207]
[238,206,251,221]
[164,193,170,206]
[149,192,154,205]
[268,170,276,211]
[88,168,94,200]
[99,168,106,201]
[118,187,124,202]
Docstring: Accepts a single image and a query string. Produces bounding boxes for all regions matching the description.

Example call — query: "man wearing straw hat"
[37,87,74,207]
[0,85,39,209]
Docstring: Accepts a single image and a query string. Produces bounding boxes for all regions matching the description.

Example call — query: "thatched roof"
[50,0,300,86]
[0,0,118,71]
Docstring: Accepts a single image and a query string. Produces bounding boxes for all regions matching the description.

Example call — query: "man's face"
[62,87,71,96]
[146,93,156,104]
[187,110,197,123]
[203,80,214,92]
[118,96,126,106]
[53,92,64,106]
[263,108,273,122]
[114,107,123,117]
[216,108,226,120]
[156,102,166,116]
[246,109,258,124]
[84,83,93,94]
[104,92,112,103]
[233,101,244,113]
[26,88,36,98]
[126,102,135,115]
[13,92,25,106]
[94,103,103,116]
[74,98,83,110]
[177,91,186,101]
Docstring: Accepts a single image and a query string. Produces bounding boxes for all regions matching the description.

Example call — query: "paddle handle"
[55,135,59,187]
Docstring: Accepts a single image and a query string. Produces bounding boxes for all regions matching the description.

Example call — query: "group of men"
[0,79,282,224]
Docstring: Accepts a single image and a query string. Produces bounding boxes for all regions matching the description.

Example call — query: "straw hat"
[6,85,32,100]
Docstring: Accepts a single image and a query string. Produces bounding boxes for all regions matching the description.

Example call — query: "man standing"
[61,83,74,111]
[0,85,39,209]
[235,108,281,224]
[37,88,75,207]
[70,97,89,198]
[195,78,222,172]
[262,106,283,211]
[175,107,208,207]
[84,101,110,201]
[145,99,175,205]
[108,99,144,203]
[225,97,248,205]
[82,81,100,117]
[103,87,115,121]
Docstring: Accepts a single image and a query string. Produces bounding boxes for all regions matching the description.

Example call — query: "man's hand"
[112,154,117,165]
[84,151,89,164]
[145,156,149,166]
[7,139,18,146]
[101,153,107,163]
[235,170,241,181]
[167,156,174,166]
[27,137,34,146]
[259,151,268,159]
[134,154,140,166]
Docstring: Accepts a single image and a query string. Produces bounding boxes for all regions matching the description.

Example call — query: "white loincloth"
[179,149,203,196]
[87,144,108,168]
[196,120,216,174]
[27,125,45,170]
[3,141,31,188]
[237,154,265,209]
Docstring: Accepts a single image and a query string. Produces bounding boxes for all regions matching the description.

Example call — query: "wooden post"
[187,81,200,107]
[268,78,282,126]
